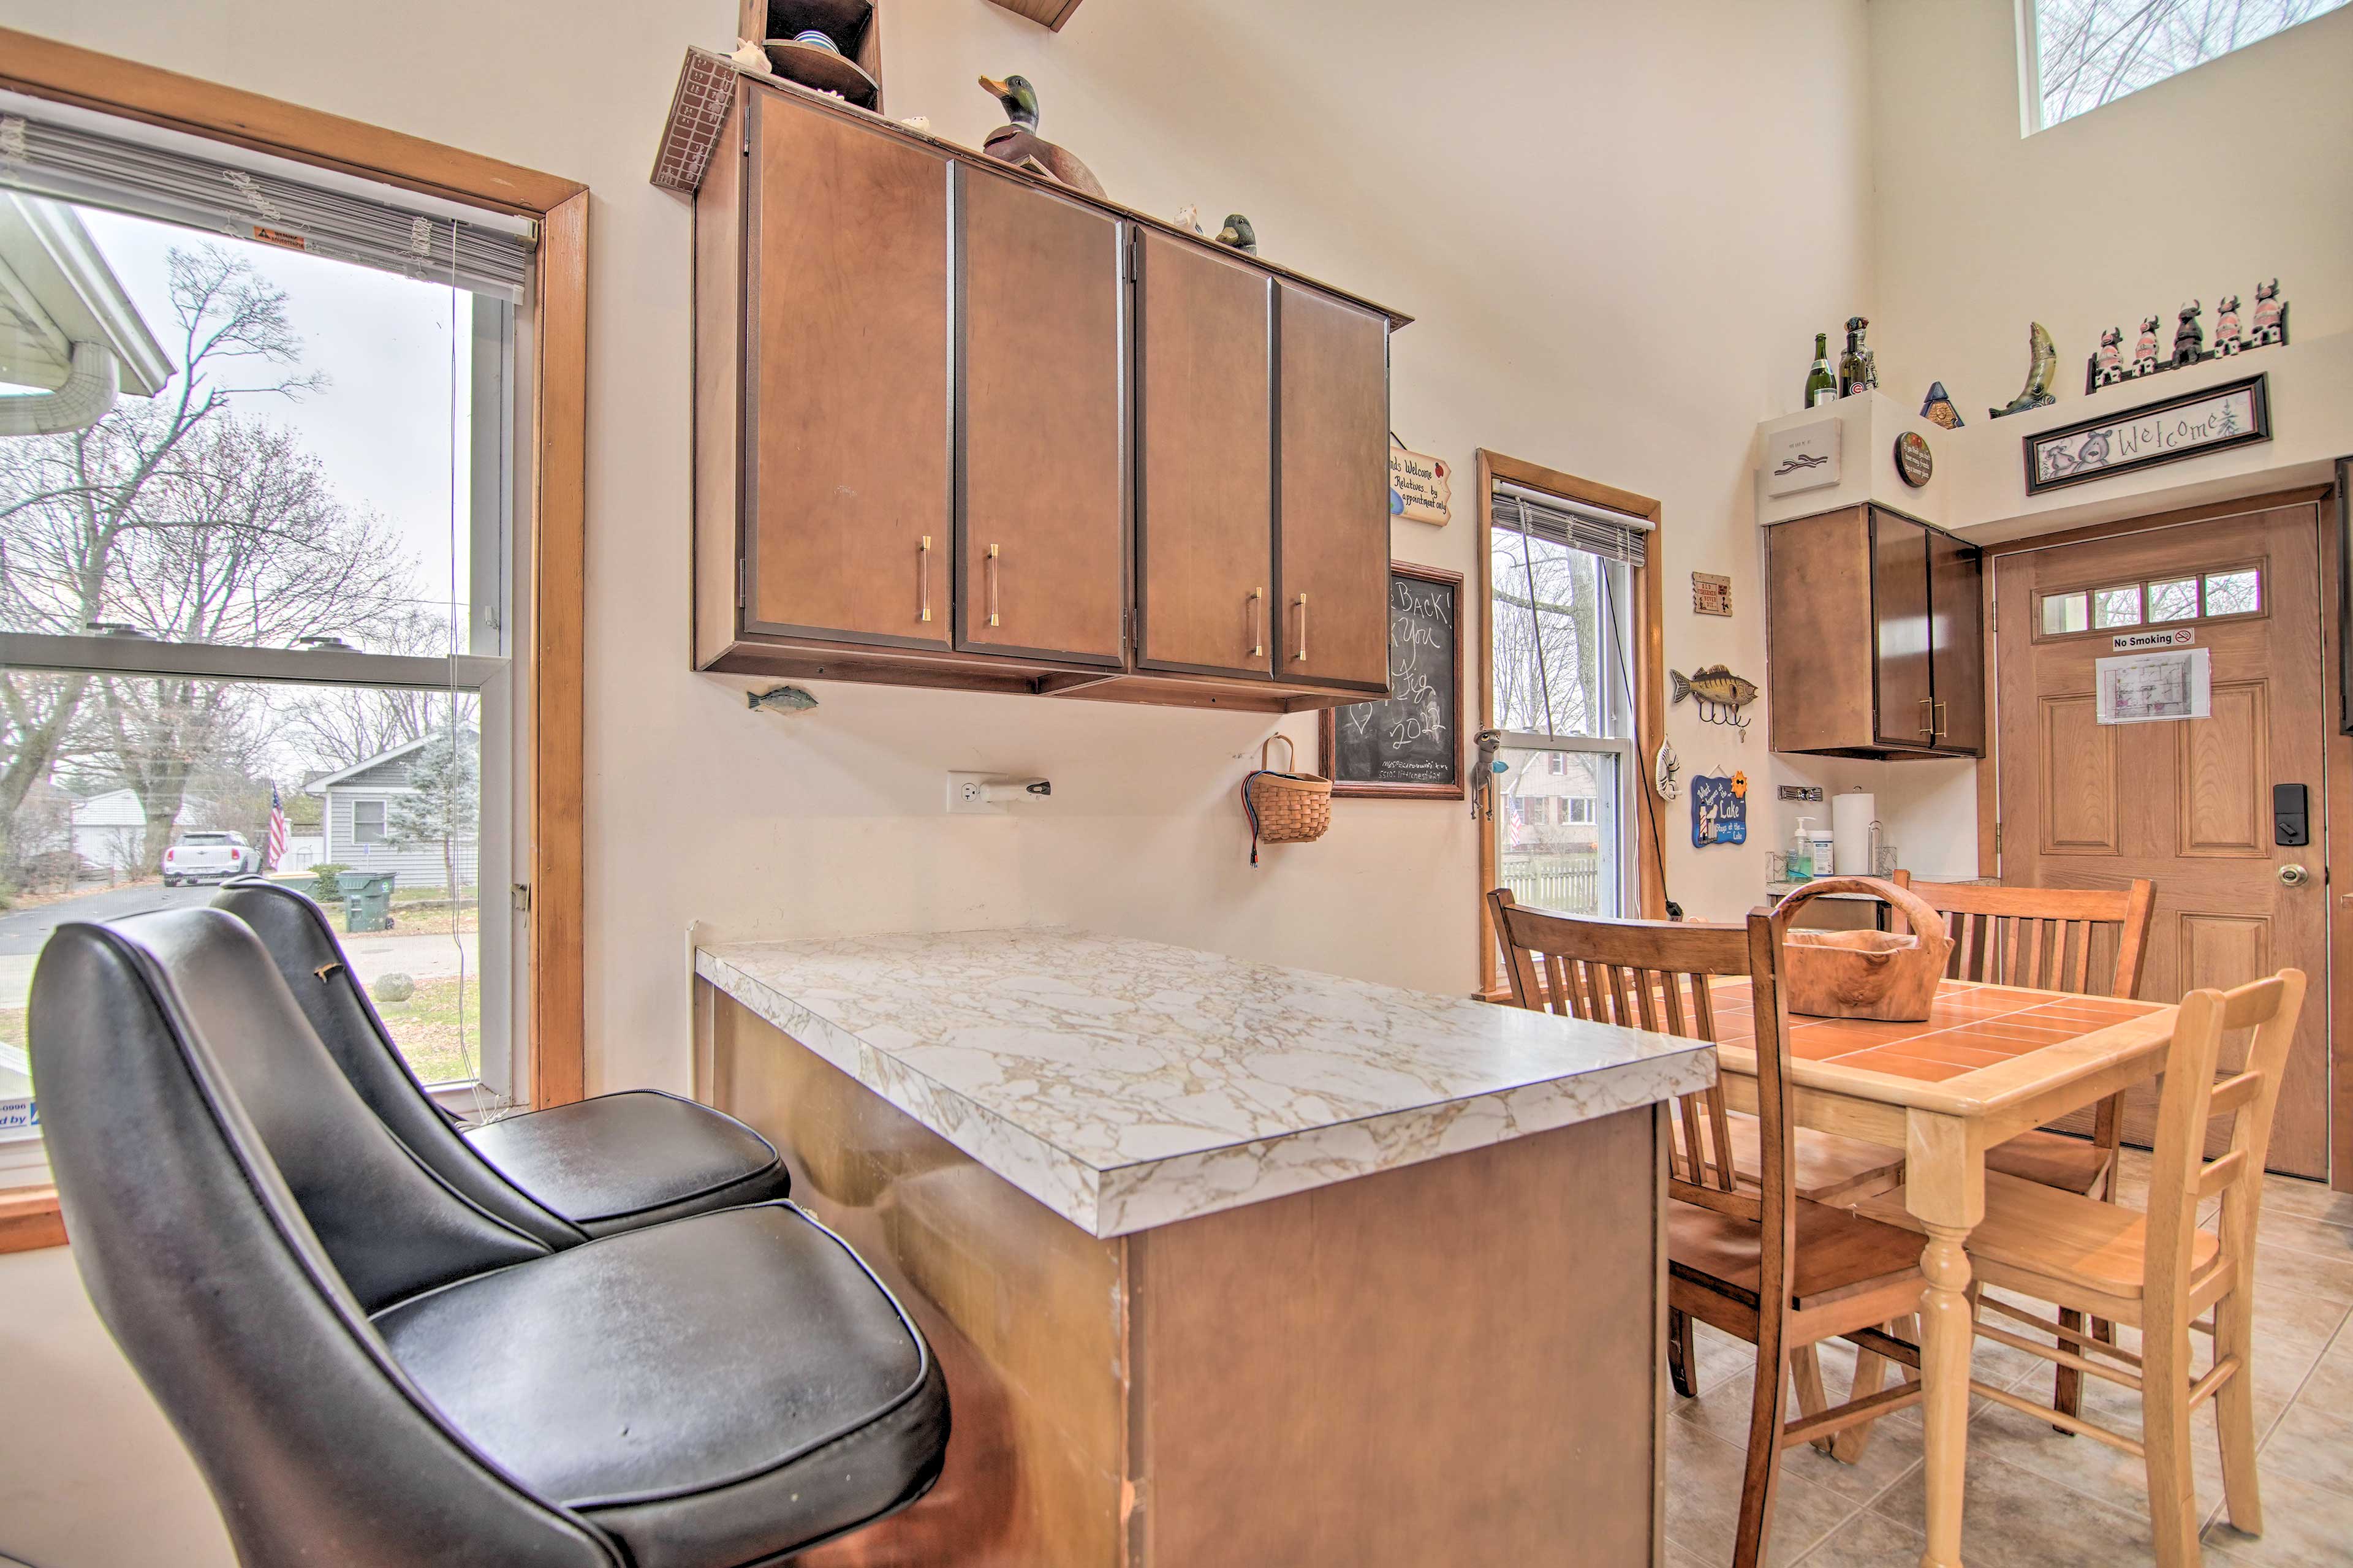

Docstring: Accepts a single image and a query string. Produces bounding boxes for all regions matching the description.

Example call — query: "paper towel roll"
[1832,792,1877,877]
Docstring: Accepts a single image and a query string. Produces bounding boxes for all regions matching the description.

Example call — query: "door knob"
[2279,864,2310,887]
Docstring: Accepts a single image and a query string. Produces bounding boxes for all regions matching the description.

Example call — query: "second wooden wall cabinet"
[1765,505,1985,757]
[681,66,1408,712]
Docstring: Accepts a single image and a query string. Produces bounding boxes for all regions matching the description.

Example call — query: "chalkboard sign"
[1319,562,1463,798]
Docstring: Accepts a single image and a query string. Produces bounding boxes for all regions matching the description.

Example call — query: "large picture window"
[0,97,532,1172]
[1487,479,1646,923]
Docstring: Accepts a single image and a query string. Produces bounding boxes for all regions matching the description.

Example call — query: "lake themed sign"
[1320,563,1463,797]
[2025,373,2271,496]
[1690,770,1748,848]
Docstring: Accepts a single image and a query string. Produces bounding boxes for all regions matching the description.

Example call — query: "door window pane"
[1496,746,1621,918]
[2203,569,2260,616]
[2040,592,2089,634]
[2146,577,2199,622]
[0,670,485,1086]
[2091,586,2142,628]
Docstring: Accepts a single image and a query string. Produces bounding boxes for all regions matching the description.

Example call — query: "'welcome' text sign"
[2025,373,2270,495]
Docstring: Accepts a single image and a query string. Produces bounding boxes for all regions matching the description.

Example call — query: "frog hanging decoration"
[1670,664,1758,743]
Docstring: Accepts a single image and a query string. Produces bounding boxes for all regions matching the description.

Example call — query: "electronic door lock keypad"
[2274,782,2309,848]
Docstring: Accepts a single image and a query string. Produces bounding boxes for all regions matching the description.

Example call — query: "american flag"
[266,782,289,871]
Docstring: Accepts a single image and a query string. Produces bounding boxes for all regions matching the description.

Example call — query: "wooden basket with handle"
[1771,876,1953,1022]
[1242,735,1332,864]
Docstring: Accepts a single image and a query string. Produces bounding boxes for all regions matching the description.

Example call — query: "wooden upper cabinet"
[1927,527,1985,752]
[1276,285,1390,691]
[1136,231,1275,678]
[1871,512,1935,750]
[1765,506,1984,759]
[957,168,1127,665]
[741,90,951,648]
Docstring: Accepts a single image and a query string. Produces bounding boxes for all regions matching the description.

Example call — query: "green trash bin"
[343,871,398,933]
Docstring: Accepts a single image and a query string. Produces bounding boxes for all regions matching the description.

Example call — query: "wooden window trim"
[0,28,589,1251]
[1475,450,1668,998]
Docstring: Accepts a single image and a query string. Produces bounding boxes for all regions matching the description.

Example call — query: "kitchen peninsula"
[694,928,1716,1567]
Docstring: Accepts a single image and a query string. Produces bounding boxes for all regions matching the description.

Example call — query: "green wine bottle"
[1805,333,1838,409]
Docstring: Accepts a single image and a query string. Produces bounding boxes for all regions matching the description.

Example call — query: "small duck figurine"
[978,74,1107,199]
[1214,213,1258,255]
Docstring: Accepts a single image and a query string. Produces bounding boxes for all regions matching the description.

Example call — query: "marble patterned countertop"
[696,928,1717,1238]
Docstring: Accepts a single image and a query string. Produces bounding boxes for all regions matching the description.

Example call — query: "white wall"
[1865,1,2353,444]
[0,2,1871,1561]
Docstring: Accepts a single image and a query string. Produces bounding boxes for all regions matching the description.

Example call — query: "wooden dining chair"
[1488,890,1929,1567]
[1890,872,2157,1419]
[1857,970,2305,1568]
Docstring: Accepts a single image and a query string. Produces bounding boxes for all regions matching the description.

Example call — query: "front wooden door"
[1996,503,2328,1176]
[955,168,1127,665]
[1135,231,1274,678]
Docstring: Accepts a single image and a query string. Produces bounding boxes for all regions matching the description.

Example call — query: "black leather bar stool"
[214,876,786,1248]
[30,908,949,1567]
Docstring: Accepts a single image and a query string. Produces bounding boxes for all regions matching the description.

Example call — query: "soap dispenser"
[1790,817,1817,880]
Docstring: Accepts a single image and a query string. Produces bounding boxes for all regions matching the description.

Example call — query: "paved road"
[0,882,219,955]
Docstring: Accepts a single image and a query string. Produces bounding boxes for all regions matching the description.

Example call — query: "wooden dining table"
[1702,975,2178,1568]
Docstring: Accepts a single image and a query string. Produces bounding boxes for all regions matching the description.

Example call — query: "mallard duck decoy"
[1988,322,2058,420]
[977,74,1107,199]
[1214,213,1257,254]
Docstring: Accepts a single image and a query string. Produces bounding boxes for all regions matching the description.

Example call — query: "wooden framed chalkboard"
[1318,562,1463,798]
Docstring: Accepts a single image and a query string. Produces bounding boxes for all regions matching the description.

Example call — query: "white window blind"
[1490,480,1651,567]
[0,110,532,300]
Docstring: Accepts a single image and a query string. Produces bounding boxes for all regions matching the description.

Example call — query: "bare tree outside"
[2033,0,2347,126]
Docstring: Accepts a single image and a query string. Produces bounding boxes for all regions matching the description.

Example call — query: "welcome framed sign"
[2025,373,2270,495]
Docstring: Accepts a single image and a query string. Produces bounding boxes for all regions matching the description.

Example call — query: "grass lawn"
[375,974,486,1085]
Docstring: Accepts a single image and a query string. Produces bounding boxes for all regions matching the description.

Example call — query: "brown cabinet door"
[1276,285,1390,691]
[1870,510,1935,749]
[742,93,951,648]
[1927,528,1984,754]
[1136,232,1273,677]
[956,169,1128,665]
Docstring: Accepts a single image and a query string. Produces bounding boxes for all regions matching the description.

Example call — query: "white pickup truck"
[162,830,263,886]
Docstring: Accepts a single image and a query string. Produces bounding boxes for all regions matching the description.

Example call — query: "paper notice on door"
[2096,646,2210,724]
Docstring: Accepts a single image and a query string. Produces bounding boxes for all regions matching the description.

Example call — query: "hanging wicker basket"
[1242,735,1332,864]
[1771,876,1953,1022]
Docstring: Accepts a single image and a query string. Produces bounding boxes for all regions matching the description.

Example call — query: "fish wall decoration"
[1670,665,1757,742]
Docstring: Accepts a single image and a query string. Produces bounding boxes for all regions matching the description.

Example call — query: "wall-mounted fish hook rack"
[1669,665,1757,743]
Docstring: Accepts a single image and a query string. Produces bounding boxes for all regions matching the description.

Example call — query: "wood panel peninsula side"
[694,928,1716,1566]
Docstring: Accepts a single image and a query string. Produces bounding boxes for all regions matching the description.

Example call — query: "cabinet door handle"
[1249,586,1265,659]
[918,535,933,624]
[1293,593,1308,662]
[1934,701,1949,740]
[986,543,1001,628]
[1918,697,1934,738]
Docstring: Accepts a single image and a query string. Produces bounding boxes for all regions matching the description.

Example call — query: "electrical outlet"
[946,771,998,814]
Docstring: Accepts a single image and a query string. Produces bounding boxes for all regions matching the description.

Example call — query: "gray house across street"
[305,730,480,887]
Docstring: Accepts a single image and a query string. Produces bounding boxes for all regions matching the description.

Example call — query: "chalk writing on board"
[1326,566,1461,795]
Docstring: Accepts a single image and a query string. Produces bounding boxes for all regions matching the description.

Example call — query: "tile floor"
[1662,1153,2353,1566]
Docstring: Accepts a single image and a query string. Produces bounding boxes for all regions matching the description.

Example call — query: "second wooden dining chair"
[1490,890,1928,1567]
[1857,969,2305,1568]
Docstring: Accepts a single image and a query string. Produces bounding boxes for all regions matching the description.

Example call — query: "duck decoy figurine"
[977,74,1107,199]
[1988,322,2058,420]
[1214,213,1258,255]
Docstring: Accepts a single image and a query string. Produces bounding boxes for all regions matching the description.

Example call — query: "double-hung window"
[0,96,534,1166]
[1487,479,1648,922]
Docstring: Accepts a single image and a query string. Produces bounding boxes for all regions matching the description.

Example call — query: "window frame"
[0,26,586,1237]
[2018,0,2351,133]
[1475,451,1668,998]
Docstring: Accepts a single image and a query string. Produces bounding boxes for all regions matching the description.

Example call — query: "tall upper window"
[0,97,532,1167]
[2026,0,2348,129]
[1488,481,1646,920]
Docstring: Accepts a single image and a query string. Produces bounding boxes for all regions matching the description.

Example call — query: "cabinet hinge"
[736,557,746,608]
[1990,597,1998,631]
[1995,823,2004,856]
[1124,235,1139,282]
